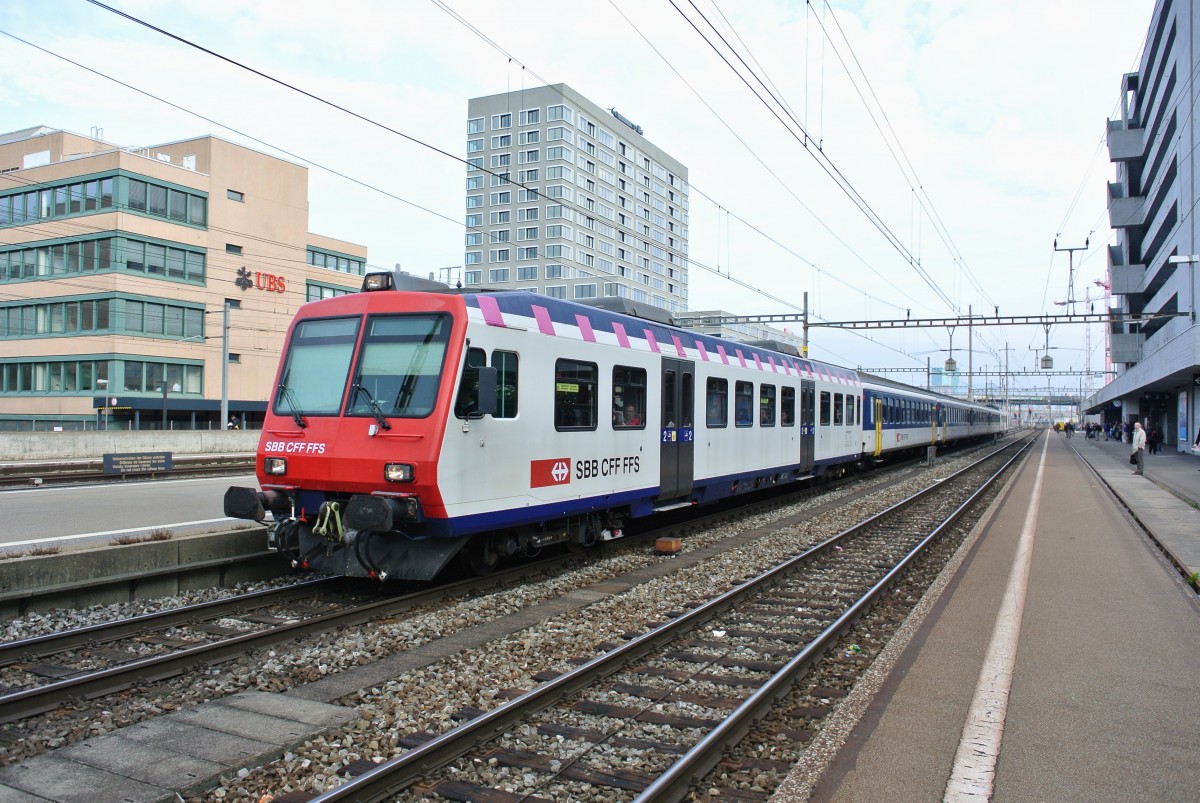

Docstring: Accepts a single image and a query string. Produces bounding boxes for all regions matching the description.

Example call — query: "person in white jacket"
[1131,421,1147,476]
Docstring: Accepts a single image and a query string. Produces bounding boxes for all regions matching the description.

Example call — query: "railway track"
[302,435,1033,802]
[0,468,868,727]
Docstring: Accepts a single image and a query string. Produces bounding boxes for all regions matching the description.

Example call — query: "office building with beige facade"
[0,126,366,431]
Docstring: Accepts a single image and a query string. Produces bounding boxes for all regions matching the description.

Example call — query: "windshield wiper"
[352,383,392,431]
[277,371,308,429]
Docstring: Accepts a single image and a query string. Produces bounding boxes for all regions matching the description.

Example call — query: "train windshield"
[347,314,452,418]
[275,317,361,416]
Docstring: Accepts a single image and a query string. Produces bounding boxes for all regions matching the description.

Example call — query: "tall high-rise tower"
[465,84,689,313]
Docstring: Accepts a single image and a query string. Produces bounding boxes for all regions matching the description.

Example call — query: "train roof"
[456,289,864,386]
[858,371,1000,410]
[350,275,988,405]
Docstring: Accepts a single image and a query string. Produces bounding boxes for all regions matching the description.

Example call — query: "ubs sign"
[235,266,286,293]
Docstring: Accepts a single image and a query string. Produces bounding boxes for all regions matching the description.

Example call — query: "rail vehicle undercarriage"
[226,484,625,581]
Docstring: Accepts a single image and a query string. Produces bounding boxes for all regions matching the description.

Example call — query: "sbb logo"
[530,458,571,488]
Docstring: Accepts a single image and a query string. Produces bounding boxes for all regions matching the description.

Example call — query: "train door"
[658,358,695,501]
[800,380,815,472]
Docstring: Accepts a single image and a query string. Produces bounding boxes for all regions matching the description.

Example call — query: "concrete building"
[1087,0,1200,451]
[0,126,365,431]
[464,84,690,313]
[683,309,806,351]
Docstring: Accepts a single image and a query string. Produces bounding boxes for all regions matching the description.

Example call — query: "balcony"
[1108,182,1146,229]
[1106,119,1145,162]
[1110,332,1142,364]
[1110,263,1145,296]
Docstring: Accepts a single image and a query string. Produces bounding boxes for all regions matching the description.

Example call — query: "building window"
[519,108,540,125]
[305,282,355,302]
[491,113,512,129]
[489,268,510,283]
[465,252,481,265]
[467,195,483,208]
[547,104,573,123]
[574,283,597,299]
[464,270,482,284]
[545,285,566,298]
[306,248,365,276]
[517,246,538,260]
[226,189,244,202]
[225,244,243,254]
[490,191,511,205]
[517,265,537,281]
[489,249,510,263]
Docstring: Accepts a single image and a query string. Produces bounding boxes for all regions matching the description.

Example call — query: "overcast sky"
[0,0,1156,397]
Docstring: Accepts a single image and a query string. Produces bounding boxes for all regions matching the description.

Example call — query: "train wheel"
[462,534,500,575]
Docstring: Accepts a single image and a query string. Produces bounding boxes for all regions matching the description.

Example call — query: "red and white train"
[225,271,1005,581]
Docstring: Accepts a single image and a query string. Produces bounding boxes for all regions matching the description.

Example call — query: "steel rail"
[0,577,339,666]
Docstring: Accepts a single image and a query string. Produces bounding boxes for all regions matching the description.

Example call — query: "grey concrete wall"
[1,430,261,462]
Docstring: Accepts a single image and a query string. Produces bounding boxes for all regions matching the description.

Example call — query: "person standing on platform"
[1131,422,1147,475]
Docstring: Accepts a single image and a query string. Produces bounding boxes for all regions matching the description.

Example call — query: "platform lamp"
[219,298,240,429]
[157,381,182,430]
[97,378,109,430]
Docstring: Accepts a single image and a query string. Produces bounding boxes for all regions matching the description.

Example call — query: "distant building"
[1087,0,1200,451]
[0,126,365,431]
[464,84,690,313]
[683,309,804,351]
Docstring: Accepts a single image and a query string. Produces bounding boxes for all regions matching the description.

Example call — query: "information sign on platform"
[103,452,174,474]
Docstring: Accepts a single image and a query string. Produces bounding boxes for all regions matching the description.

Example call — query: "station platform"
[776,429,1200,802]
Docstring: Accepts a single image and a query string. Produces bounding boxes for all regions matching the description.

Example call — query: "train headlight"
[263,457,288,475]
[384,462,414,483]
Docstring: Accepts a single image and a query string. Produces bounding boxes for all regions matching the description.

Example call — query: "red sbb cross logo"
[531,458,572,488]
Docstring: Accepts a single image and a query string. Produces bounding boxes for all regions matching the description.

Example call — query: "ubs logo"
[234,267,287,293]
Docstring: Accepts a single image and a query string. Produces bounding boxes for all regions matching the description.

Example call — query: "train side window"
[734,381,754,427]
[706,377,728,427]
[554,358,597,430]
[833,392,844,425]
[612,365,646,429]
[819,391,831,425]
[781,386,795,426]
[492,350,518,418]
[760,384,776,426]
[453,347,486,418]
[846,394,855,426]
